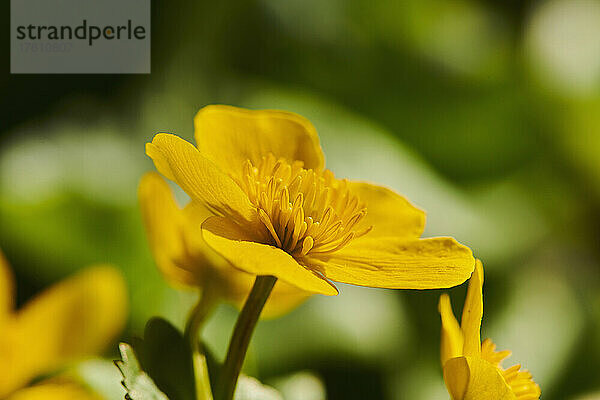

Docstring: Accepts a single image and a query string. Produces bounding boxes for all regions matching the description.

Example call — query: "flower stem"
[185,289,217,400]
[216,275,277,400]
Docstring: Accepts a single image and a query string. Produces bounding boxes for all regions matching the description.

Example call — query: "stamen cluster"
[239,154,372,257]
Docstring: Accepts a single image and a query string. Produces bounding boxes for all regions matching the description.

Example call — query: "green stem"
[216,275,277,400]
[184,289,217,400]
[184,290,214,348]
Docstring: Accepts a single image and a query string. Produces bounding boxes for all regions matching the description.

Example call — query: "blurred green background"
[2,0,600,398]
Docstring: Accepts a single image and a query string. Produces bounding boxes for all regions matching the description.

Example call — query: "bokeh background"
[2,0,600,398]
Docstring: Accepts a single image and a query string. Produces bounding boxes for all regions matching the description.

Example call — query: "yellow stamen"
[239,154,371,257]
[502,365,541,400]
[481,339,541,400]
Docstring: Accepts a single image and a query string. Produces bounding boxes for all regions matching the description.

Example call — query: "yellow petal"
[461,260,484,357]
[443,356,470,400]
[305,237,475,289]
[138,172,201,286]
[5,266,127,392]
[139,174,309,315]
[194,105,325,179]
[439,294,464,366]
[0,251,18,397]
[146,133,257,225]
[199,257,310,317]
[183,204,312,315]
[261,280,312,318]
[0,249,14,324]
[202,216,338,296]
[348,181,425,238]
[183,195,312,315]
[443,356,516,400]
[181,200,230,265]
[7,381,101,400]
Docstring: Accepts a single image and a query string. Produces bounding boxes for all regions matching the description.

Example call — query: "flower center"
[238,154,372,257]
[481,339,541,400]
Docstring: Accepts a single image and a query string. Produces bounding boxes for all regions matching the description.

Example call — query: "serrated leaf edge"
[115,342,170,400]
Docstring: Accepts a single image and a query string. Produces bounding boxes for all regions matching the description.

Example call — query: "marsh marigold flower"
[146,105,475,295]
[0,249,127,399]
[138,172,310,316]
[438,260,541,400]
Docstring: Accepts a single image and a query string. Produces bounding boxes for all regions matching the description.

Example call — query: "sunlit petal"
[306,237,475,289]
[202,216,338,296]
[194,105,325,179]
[146,133,257,224]
[461,260,484,357]
[347,181,425,239]
[444,356,515,400]
[439,294,464,366]
[443,356,470,400]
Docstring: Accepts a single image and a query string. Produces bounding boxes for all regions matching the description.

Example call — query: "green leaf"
[115,318,198,400]
[131,318,197,400]
[115,343,169,400]
[116,320,284,400]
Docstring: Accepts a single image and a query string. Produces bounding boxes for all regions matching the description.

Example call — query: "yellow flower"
[138,171,310,316]
[0,249,127,399]
[438,260,541,400]
[146,105,475,295]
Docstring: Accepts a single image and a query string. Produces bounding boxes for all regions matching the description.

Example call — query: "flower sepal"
[443,356,516,400]
[116,318,196,400]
